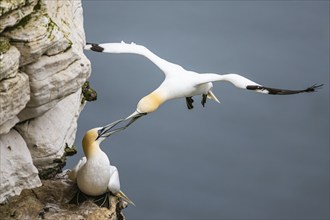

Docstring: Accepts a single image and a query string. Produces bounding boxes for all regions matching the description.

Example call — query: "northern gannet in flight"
[69,120,135,207]
[85,42,323,134]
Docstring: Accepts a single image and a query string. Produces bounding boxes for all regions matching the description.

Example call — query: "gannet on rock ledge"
[69,120,135,207]
[85,41,323,132]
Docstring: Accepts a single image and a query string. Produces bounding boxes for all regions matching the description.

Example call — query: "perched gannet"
[85,42,323,133]
[69,120,135,207]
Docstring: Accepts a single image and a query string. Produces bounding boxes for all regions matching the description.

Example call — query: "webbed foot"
[185,97,194,110]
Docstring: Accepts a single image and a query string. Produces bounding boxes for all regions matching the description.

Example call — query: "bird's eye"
[98,128,103,136]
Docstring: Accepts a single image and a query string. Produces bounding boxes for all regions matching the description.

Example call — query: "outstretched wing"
[85,42,180,77]
[85,42,323,95]
[195,73,323,95]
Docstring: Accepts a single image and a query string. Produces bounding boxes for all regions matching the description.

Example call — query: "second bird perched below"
[69,120,135,207]
[84,41,322,137]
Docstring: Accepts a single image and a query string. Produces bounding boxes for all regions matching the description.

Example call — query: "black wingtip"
[247,83,324,95]
[305,83,324,92]
[86,42,104,52]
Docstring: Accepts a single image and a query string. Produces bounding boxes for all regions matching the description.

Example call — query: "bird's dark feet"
[201,94,207,107]
[69,189,110,208]
[185,97,194,110]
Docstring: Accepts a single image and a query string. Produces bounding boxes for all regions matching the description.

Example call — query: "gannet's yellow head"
[137,91,165,114]
[89,92,166,136]
[118,91,166,128]
[82,128,100,159]
[82,120,126,159]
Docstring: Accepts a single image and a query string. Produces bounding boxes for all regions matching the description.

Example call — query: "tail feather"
[207,90,220,103]
[116,191,135,206]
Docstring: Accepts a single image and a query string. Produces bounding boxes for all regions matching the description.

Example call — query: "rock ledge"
[0,171,127,220]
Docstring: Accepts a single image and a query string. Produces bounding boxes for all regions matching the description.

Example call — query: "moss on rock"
[38,144,77,180]
[0,37,10,54]
[82,81,98,103]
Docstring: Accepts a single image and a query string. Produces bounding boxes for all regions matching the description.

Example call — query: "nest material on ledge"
[0,171,127,220]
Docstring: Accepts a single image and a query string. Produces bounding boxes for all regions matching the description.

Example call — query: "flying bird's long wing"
[195,73,323,95]
[85,42,322,95]
[85,42,180,77]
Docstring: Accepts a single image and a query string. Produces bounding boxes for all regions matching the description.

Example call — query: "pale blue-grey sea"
[66,1,329,219]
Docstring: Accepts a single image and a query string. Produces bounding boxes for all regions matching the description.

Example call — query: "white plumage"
[85,42,322,131]
[69,124,134,206]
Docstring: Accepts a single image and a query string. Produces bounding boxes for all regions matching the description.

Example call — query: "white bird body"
[155,77,211,98]
[93,42,217,101]
[85,42,322,128]
[75,154,110,196]
[69,126,134,205]
[71,155,121,196]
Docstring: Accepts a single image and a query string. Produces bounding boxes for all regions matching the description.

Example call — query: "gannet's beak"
[124,110,147,127]
[96,119,125,140]
[95,111,147,141]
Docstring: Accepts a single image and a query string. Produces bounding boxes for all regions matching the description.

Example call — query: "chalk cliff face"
[0,0,91,203]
